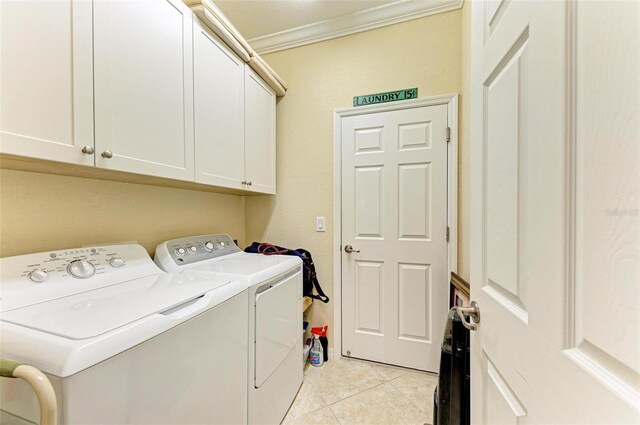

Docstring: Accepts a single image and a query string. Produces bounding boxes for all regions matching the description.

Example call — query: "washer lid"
[0,273,230,340]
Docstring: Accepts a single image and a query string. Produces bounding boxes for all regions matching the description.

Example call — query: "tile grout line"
[326,384,388,425]
[381,377,435,422]
[346,357,437,377]
[387,374,437,418]
[320,367,388,407]
[388,379,426,416]
[312,363,405,410]
[325,379,431,424]
[290,359,435,423]
[326,380,389,410]
[327,404,344,425]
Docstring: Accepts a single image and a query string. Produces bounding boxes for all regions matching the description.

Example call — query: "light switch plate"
[316,217,326,232]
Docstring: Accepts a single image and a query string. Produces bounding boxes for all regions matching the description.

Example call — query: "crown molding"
[249,0,463,55]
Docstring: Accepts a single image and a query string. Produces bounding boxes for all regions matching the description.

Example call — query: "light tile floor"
[283,358,438,425]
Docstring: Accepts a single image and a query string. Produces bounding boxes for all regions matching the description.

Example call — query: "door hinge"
[446,127,451,143]
[446,226,450,242]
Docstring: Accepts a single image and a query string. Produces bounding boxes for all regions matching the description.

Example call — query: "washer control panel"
[10,246,129,284]
[0,244,160,312]
[162,234,241,266]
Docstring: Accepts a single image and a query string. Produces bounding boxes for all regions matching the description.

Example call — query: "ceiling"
[216,0,396,40]
[215,0,463,54]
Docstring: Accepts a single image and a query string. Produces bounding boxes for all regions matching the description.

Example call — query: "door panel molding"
[483,354,527,423]
[354,260,384,335]
[564,0,640,409]
[353,165,385,239]
[333,94,458,362]
[397,262,432,343]
[398,162,432,241]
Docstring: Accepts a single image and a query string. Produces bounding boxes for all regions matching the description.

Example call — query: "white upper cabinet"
[2,0,278,194]
[193,17,245,189]
[93,0,195,180]
[0,0,94,166]
[244,67,276,194]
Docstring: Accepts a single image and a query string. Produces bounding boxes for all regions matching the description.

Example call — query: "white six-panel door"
[0,0,94,166]
[341,102,449,371]
[93,0,195,180]
[470,0,639,422]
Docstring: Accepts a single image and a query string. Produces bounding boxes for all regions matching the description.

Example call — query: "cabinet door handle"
[247,181,252,186]
[81,146,94,155]
[101,150,113,159]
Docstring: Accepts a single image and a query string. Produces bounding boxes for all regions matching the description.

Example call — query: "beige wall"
[0,170,246,257]
[246,9,466,350]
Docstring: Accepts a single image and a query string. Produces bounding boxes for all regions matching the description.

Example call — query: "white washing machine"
[154,235,303,425]
[0,243,248,425]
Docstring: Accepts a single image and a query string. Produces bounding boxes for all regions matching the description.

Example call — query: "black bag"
[244,242,330,303]
[296,248,329,303]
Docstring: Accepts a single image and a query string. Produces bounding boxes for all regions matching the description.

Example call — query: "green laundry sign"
[353,88,418,107]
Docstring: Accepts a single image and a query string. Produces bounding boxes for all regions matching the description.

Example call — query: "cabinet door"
[0,0,94,165]
[93,0,194,180]
[193,18,245,189]
[244,67,276,194]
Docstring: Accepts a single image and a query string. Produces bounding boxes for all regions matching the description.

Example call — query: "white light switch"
[316,217,326,232]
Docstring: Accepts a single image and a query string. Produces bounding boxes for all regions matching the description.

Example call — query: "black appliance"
[433,307,470,425]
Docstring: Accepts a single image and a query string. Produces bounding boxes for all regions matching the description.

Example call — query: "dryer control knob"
[188,246,197,253]
[28,269,48,283]
[67,259,95,279]
[109,257,124,268]
[175,248,186,256]
[203,242,214,253]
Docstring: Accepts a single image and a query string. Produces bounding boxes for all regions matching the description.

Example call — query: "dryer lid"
[188,253,300,276]
[0,273,230,340]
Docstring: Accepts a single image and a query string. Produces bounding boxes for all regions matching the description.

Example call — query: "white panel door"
[0,0,93,165]
[470,0,639,422]
[93,0,194,181]
[193,17,245,189]
[244,67,276,194]
[341,103,449,371]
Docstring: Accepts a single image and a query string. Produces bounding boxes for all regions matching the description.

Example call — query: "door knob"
[344,245,360,253]
[101,150,113,159]
[456,301,480,331]
[81,146,94,155]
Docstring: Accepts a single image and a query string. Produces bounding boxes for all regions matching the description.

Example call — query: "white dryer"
[154,235,303,425]
[0,244,248,425]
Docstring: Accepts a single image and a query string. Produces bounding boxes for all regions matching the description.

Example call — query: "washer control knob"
[188,246,197,253]
[67,259,95,279]
[28,269,48,283]
[175,248,186,256]
[109,257,124,268]
[203,242,214,253]
[217,241,226,249]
